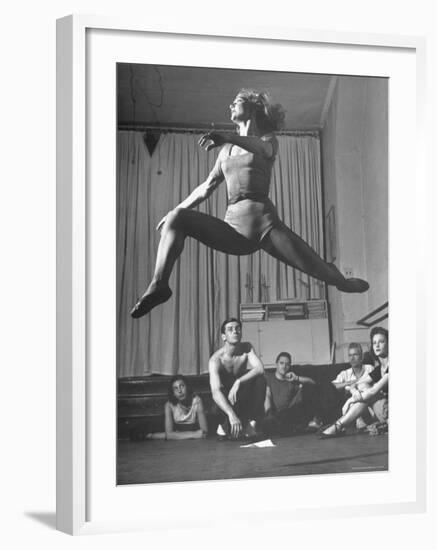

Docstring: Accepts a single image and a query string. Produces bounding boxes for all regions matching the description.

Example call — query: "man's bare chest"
[220,354,248,376]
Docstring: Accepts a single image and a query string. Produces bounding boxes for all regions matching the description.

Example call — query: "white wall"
[361,78,389,307]
[322,77,389,360]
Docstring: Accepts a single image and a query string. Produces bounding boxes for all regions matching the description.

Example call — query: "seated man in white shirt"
[331,343,374,430]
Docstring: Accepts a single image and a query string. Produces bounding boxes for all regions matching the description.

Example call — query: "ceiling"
[117,63,337,131]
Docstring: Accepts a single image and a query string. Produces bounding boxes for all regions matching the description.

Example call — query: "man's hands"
[227,379,240,405]
[198,131,232,151]
[350,387,364,402]
[226,380,242,438]
[228,411,243,439]
[285,371,299,383]
[345,382,358,394]
[342,388,365,415]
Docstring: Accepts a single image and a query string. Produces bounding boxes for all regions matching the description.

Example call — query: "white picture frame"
[56,14,427,535]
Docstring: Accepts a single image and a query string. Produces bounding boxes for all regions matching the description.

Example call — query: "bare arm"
[264,385,273,414]
[331,380,350,390]
[196,397,208,436]
[239,347,264,382]
[334,372,374,392]
[361,374,389,401]
[209,358,236,417]
[299,375,315,385]
[287,371,315,385]
[349,374,389,405]
[198,132,275,158]
[177,176,222,209]
[209,357,242,438]
[156,153,225,230]
[357,374,373,386]
[164,402,206,441]
[227,134,274,158]
[346,374,374,394]
[227,347,264,405]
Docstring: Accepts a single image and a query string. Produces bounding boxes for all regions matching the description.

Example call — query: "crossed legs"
[320,393,388,438]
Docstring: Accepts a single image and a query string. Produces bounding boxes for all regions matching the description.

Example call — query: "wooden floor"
[117,431,388,485]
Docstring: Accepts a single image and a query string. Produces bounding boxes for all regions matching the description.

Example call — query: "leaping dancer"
[131,89,368,319]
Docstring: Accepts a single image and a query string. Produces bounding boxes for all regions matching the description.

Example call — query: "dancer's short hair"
[220,317,242,334]
[236,88,286,133]
[275,351,292,364]
[167,374,194,406]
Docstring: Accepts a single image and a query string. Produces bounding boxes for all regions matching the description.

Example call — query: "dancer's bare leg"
[261,223,369,292]
[131,208,259,318]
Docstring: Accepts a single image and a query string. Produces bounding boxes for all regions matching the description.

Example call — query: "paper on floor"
[240,439,276,448]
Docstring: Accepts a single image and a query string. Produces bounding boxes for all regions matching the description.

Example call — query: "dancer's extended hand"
[198,131,231,151]
[156,215,167,231]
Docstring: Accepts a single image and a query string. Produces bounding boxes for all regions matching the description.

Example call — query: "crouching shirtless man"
[209,317,266,441]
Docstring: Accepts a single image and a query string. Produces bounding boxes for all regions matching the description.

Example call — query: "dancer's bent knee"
[164,207,188,231]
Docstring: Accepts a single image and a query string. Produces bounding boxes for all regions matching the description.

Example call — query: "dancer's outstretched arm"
[198,131,274,158]
[156,150,226,230]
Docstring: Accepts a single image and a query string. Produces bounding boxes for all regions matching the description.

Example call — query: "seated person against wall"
[320,327,389,438]
[130,375,208,441]
[331,342,375,430]
[262,352,324,437]
[209,317,266,441]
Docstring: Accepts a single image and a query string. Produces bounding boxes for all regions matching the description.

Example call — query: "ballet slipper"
[319,421,346,439]
[336,278,369,293]
[130,283,172,318]
[326,263,369,293]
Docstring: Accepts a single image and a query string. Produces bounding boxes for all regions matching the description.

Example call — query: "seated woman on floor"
[319,327,389,439]
[131,375,208,441]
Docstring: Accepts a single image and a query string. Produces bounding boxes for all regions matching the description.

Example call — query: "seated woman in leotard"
[131,89,369,318]
[319,327,389,438]
[134,375,208,441]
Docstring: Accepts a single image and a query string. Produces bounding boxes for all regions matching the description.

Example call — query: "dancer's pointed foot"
[336,278,369,293]
[130,283,172,318]
[319,421,346,439]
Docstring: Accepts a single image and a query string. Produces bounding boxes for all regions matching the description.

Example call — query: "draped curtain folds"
[117,131,324,377]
